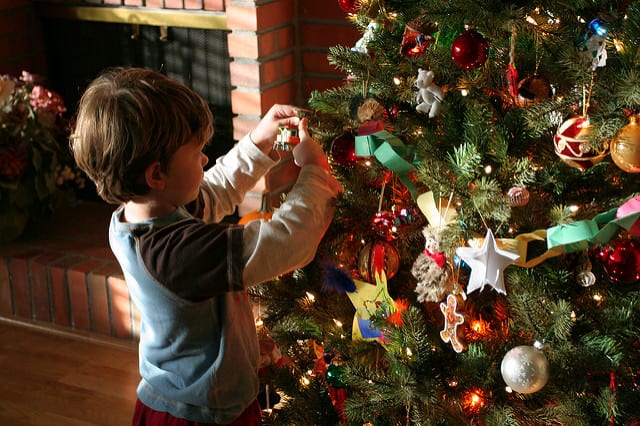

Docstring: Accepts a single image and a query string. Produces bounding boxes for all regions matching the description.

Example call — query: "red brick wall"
[299,0,360,98]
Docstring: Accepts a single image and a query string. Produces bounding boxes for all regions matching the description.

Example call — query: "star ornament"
[456,229,520,295]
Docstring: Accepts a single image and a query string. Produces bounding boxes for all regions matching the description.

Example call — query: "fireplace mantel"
[38,4,228,30]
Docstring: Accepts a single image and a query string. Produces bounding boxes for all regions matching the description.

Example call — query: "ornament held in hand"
[273,125,299,152]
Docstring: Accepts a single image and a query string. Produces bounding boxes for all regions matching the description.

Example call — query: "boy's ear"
[145,161,166,190]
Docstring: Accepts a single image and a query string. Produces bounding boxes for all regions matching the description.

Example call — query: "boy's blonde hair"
[71,67,214,204]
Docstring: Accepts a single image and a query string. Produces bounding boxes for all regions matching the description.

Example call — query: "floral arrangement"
[0,71,85,243]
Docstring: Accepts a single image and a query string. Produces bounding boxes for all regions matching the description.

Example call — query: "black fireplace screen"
[40,19,234,162]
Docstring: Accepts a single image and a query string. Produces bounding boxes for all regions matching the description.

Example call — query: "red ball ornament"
[451,28,489,70]
[553,116,607,171]
[337,0,359,14]
[591,238,640,284]
[330,132,357,167]
[357,240,400,282]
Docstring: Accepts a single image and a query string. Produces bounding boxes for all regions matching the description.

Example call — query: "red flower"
[0,144,28,183]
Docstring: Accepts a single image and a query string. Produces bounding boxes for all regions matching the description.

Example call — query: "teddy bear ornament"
[415,68,443,118]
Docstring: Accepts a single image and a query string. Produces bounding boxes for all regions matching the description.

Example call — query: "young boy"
[70,67,341,425]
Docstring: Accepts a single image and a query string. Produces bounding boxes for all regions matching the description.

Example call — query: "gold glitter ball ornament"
[610,115,640,173]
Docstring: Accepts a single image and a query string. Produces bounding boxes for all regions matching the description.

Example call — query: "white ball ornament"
[500,342,550,394]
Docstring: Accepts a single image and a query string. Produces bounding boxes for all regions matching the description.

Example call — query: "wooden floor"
[0,320,139,425]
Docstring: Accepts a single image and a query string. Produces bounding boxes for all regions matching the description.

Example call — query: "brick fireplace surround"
[0,0,358,343]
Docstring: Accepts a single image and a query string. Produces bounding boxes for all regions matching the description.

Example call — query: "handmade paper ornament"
[451,28,489,70]
[516,75,552,106]
[554,116,608,171]
[416,191,457,229]
[440,293,466,353]
[617,195,640,237]
[456,229,520,295]
[414,68,443,118]
[610,115,640,173]
[411,225,453,303]
[501,342,550,393]
[330,132,357,167]
[347,272,396,342]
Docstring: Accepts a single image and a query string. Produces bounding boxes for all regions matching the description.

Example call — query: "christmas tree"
[252,1,640,424]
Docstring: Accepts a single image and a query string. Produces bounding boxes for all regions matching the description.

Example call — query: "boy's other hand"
[292,118,330,171]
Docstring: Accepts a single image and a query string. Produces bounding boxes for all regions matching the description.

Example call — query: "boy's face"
[162,136,209,206]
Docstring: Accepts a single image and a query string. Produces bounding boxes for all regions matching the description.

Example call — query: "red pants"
[132,399,261,426]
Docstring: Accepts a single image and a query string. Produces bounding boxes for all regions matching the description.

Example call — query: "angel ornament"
[411,225,453,303]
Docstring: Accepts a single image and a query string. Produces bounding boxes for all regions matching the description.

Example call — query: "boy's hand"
[250,104,301,154]
[292,118,330,171]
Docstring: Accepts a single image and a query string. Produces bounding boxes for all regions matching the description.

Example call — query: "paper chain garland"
[355,128,419,199]
[419,192,640,269]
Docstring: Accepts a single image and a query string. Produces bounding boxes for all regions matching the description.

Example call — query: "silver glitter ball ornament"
[500,344,550,393]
